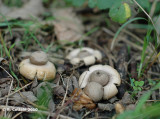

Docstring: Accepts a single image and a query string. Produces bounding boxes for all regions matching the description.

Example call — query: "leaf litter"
[0,0,159,119]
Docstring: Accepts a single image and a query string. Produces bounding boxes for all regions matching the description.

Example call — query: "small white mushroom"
[19,51,56,81]
[79,65,121,101]
[66,47,102,66]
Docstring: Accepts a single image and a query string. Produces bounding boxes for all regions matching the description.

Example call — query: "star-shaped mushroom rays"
[79,65,121,102]
[66,47,102,66]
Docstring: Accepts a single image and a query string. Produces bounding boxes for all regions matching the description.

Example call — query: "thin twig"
[88,40,115,66]
[148,71,160,76]
[12,112,23,119]
[145,52,160,73]
[133,0,160,44]
[61,78,69,106]
[102,27,143,51]
[82,110,92,119]
[5,79,13,117]
[0,66,14,117]
[0,66,14,79]
[18,91,47,110]
[122,29,144,44]
[0,81,33,100]
[54,72,75,119]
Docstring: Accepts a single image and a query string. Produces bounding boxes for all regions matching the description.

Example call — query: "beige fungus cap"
[19,51,56,81]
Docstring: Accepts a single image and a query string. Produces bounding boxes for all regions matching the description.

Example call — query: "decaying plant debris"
[0,0,160,119]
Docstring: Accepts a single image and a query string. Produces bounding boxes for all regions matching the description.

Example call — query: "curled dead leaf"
[70,88,96,110]
[115,103,125,114]
[53,8,84,44]
[0,58,8,65]
[4,0,44,20]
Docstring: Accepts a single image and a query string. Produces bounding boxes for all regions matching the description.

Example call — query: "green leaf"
[109,2,130,23]
[136,0,150,12]
[134,81,144,87]
[88,0,97,8]
[97,0,116,9]
[135,81,139,87]
[133,86,138,90]
[139,81,144,86]
[138,29,151,78]
[130,78,135,87]
[72,0,85,6]
[155,3,160,14]
[137,87,142,91]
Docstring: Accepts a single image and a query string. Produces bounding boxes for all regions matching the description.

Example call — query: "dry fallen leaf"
[70,88,96,110]
[0,78,12,98]
[98,103,114,111]
[53,85,65,96]
[72,76,79,89]
[115,103,125,114]
[121,92,133,105]
[2,0,44,20]
[0,58,8,65]
[10,91,37,105]
[62,76,79,94]
[52,8,84,44]
[126,104,136,111]
[63,78,74,93]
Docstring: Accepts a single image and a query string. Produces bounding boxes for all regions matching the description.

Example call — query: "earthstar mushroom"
[79,65,121,102]
[19,51,56,81]
[66,47,102,66]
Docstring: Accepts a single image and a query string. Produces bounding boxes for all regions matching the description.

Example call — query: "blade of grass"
[133,0,160,46]
[78,27,99,47]
[0,31,11,59]
[9,61,20,87]
[0,20,33,28]
[9,41,25,54]
[110,17,147,50]
[0,44,3,57]
[128,23,153,29]
[44,42,54,53]
[138,30,152,79]
[31,83,53,119]
[0,14,12,37]
[135,91,151,113]
[29,31,45,51]
[145,52,160,74]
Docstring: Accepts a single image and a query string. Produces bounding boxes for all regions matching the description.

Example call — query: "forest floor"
[0,0,160,119]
